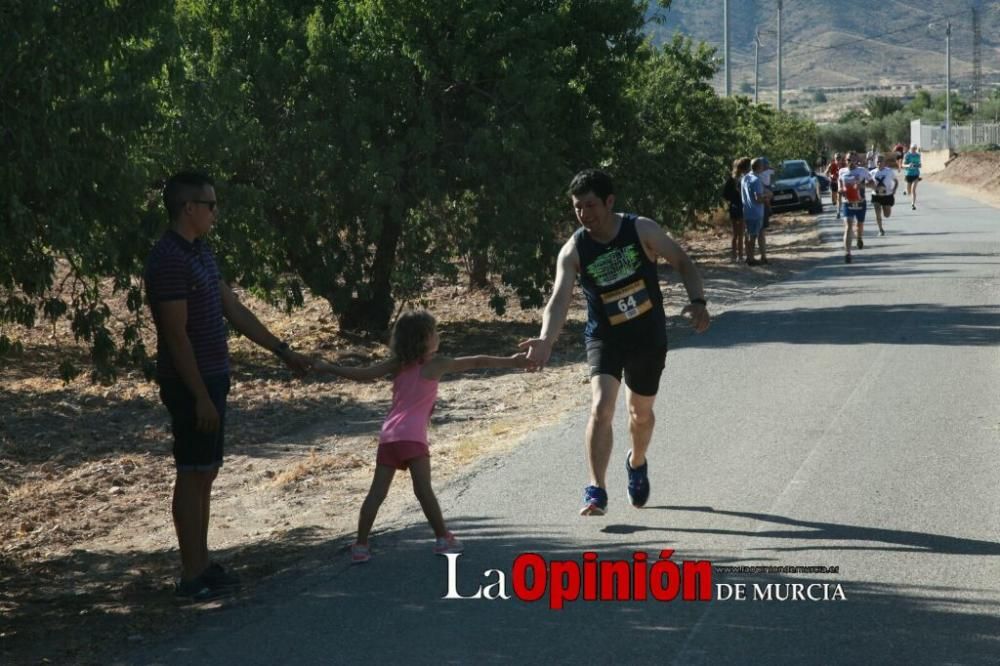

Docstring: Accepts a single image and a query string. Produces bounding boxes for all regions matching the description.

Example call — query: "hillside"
[646,0,1000,115]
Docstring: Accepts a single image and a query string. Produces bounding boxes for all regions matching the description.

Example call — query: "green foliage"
[864,96,903,119]
[3,0,827,379]
[614,37,734,229]
[813,91,828,103]
[1,1,178,381]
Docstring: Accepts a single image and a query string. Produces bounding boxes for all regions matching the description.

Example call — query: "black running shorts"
[585,340,667,396]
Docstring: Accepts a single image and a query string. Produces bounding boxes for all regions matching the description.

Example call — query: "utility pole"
[754,28,761,104]
[776,0,783,112]
[946,21,952,153]
[724,0,731,96]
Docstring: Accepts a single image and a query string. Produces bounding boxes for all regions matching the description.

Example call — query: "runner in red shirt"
[826,153,843,219]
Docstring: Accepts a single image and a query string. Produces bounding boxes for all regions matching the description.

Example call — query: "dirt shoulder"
[927,150,1000,208]
[1,209,829,664]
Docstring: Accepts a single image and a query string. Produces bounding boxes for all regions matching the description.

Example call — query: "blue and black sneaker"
[625,450,650,508]
[580,485,608,516]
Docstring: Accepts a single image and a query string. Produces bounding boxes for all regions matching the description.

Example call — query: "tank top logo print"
[586,244,642,287]
[602,279,652,325]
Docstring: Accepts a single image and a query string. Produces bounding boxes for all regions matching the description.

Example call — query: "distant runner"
[827,153,844,220]
[869,155,899,236]
[839,151,875,263]
[893,141,906,170]
[902,145,922,210]
[865,145,879,170]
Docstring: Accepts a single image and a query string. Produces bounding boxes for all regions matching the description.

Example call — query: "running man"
[520,169,710,516]
[869,155,899,236]
[893,141,906,170]
[902,145,922,210]
[827,153,843,219]
[839,152,875,263]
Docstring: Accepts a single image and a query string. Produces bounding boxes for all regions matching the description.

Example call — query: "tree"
[166,0,651,333]
[864,96,904,119]
[614,36,736,228]
[1,1,178,380]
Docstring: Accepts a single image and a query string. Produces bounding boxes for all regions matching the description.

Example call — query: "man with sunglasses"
[145,171,312,600]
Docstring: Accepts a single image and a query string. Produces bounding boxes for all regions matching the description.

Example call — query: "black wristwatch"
[690,297,707,306]
[272,341,291,357]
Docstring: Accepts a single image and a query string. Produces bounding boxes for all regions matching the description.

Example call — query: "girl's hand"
[509,352,534,368]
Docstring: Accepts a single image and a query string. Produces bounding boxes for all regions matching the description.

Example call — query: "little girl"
[312,309,532,563]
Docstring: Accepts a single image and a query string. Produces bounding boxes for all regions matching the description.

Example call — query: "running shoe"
[625,451,650,508]
[911,204,916,210]
[350,543,372,564]
[580,485,608,516]
[845,254,852,264]
[434,532,464,555]
[857,238,864,249]
[879,230,885,236]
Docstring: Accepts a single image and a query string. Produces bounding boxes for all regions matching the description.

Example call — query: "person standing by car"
[723,158,750,263]
[903,145,922,210]
[869,155,899,236]
[742,158,766,266]
[757,156,774,265]
[827,153,843,220]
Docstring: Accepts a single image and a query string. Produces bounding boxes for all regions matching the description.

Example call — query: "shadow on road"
[682,302,1000,348]
[603,505,1000,556]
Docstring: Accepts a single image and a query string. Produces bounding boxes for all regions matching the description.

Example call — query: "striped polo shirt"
[144,230,229,380]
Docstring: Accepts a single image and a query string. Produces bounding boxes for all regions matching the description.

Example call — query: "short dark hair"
[568,169,614,202]
[163,171,215,221]
[389,310,437,365]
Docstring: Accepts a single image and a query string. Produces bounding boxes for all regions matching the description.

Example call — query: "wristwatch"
[272,341,291,356]
[689,297,707,306]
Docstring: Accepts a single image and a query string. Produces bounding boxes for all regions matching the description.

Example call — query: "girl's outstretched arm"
[423,352,532,380]
[312,357,399,382]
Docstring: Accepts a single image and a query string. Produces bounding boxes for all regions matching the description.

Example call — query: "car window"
[776,163,810,179]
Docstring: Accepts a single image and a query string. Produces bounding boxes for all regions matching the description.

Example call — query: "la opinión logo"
[443,550,712,609]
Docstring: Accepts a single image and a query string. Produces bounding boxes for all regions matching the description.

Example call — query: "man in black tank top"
[520,169,710,516]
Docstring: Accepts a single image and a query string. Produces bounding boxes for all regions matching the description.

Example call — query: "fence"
[911,119,1000,151]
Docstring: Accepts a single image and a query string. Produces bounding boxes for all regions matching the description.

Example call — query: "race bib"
[601,279,652,325]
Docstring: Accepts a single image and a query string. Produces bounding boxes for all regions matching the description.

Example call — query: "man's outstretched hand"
[517,338,552,371]
[681,303,710,333]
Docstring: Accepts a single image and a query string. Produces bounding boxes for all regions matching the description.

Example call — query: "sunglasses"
[190,199,218,211]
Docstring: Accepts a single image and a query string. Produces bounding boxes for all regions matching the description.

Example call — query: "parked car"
[769,159,824,214]
[816,174,831,194]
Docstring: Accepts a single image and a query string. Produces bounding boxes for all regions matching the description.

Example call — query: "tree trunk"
[339,200,403,335]
[467,250,489,289]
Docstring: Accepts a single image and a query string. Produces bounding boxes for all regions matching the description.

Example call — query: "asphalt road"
[126,183,1000,665]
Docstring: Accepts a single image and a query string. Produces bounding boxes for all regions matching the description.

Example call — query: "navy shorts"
[586,339,667,397]
[158,374,230,471]
[841,201,867,223]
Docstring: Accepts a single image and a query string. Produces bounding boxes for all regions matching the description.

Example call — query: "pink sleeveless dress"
[377,362,438,469]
